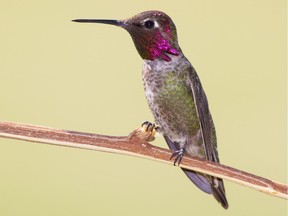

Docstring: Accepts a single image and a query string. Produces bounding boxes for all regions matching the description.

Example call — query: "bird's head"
[73,10,181,62]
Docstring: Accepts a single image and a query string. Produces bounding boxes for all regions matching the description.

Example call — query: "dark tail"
[164,136,228,209]
[211,177,229,209]
[182,169,228,209]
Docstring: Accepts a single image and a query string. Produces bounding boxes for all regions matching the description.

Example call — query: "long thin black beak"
[72,19,124,27]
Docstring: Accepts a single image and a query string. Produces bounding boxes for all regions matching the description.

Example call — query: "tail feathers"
[163,135,228,209]
[183,169,229,209]
[182,169,212,194]
[211,177,229,209]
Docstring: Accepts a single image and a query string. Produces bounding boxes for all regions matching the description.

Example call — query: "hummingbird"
[73,10,228,209]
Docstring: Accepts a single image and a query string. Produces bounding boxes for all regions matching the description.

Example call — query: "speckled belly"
[143,69,202,153]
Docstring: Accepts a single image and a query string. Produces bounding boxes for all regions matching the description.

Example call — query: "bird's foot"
[139,121,159,142]
[170,148,185,166]
[141,121,159,132]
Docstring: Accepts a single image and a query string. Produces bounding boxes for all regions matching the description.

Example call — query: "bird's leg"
[170,148,185,166]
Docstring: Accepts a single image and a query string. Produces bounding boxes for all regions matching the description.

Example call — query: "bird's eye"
[144,20,155,29]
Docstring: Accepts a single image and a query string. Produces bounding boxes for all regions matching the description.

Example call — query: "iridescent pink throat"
[149,31,179,62]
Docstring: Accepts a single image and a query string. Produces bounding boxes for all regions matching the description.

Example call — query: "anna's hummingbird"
[73,10,228,209]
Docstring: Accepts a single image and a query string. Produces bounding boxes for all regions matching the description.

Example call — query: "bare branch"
[0,121,287,199]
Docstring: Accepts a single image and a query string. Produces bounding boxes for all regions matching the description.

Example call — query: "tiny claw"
[141,120,149,127]
[154,125,160,131]
[170,148,185,166]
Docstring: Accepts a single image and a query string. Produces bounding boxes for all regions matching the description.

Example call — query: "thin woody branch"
[0,121,287,199]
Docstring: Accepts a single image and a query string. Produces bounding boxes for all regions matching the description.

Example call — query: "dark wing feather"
[187,65,228,209]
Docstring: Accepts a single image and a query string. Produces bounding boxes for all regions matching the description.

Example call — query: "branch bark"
[0,121,287,199]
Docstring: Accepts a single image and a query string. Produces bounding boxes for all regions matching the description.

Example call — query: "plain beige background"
[0,0,286,215]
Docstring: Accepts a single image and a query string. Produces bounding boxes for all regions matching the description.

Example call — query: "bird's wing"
[186,65,218,162]
[186,65,228,209]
